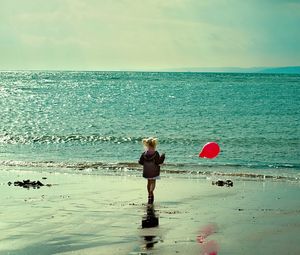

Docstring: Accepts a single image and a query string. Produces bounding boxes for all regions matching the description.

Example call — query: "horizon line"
[0,65,299,74]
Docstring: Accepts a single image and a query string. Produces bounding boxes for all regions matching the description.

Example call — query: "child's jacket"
[139,151,165,178]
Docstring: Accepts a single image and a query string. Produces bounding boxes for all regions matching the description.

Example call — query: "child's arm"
[138,153,144,165]
[156,152,165,164]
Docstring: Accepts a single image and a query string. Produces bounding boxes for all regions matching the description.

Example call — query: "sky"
[0,0,299,71]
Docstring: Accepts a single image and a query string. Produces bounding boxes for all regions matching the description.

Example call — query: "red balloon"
[199,142,220,159]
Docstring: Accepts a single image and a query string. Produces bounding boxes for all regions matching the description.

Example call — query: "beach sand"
[0,168,300,255]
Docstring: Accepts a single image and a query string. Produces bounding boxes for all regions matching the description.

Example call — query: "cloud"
[0,0,299,70]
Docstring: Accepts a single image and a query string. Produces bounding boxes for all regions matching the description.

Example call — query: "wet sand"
[0,168,300,255]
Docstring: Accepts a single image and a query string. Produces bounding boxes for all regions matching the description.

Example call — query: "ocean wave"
[0,160,299,182]
[1,133,297,147]
[0,134,142,145]
[0,134,217,145]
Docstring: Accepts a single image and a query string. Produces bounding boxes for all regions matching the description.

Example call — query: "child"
[138,137,165,204]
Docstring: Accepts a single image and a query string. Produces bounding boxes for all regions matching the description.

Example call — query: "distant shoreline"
[159,66,300,74]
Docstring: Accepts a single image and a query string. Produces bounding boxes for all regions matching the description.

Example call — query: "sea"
[0,71,299,180]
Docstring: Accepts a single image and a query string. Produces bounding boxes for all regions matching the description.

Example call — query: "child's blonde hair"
[142,137,157,149]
